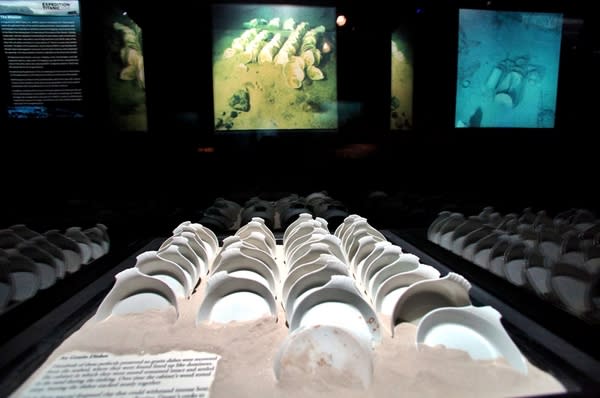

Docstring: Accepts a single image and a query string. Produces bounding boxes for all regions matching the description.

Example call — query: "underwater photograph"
[212,4,337,131]
[106,10,147,132]
[390,28,413,130]
[455,9,563,128]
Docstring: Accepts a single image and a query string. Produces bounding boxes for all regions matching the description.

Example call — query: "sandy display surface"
[13,246,565,398]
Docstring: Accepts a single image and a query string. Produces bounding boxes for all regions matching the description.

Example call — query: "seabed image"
[455,10,563,128]
[390,30,413,130]
[212,5,338,131]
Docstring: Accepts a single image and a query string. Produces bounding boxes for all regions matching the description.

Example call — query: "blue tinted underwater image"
[456,10,563,128]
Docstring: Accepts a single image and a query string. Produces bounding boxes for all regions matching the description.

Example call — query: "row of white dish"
[93,221,219,321]
[282,214,525,371]
[0,224,110,312]
[428,209,600,321]
[93,214,529,377]
[281,214,526,375]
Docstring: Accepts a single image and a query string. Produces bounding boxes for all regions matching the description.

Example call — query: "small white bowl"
[360,245,404,289]
[44,230,83,274]
[390,272,472,335]
[282,253,341,304]
[159,236,205,277]
[349,235,383,272]
[286,234,344,271]
[16,242,58,290]
[211,247,277,296]
[274,324,374,389]
[283,213,314,243]
[416,305,527,374]
[236,217,277,254]
[196,271,277,324]
[333,214,363,238]
[214,237,280,283]
[157,245,200,287]
[288,275,381,345]
[92,267,178,322]
[285,223,329,262]
[174,221,219,259]
[135,251,192,298]
[2,250,41,302]
[286,242,346,275]
[367,253,422,299]
[240,231,276,258]
[283,255,348,319]
[373,264,441,315]
[176,231,212,271]
[355,241,393,284]
[65,227,94,265]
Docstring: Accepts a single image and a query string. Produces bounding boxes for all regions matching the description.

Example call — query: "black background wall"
[2,0,599,233]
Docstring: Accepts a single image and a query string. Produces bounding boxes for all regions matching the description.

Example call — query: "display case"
[2,0,599,396]
[2,194,600,397]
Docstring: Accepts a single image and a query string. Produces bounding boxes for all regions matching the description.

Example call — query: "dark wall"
[2,0,599,224]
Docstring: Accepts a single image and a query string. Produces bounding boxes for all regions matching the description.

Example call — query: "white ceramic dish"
[65,227,94,264]
[196,271,277,324]
[0,256,14,310]
[283,255,348,319]
[349,235,383,272]
[8,224,41,240]
[366,253,422,299]
[427,211,452,242]
[373,264,441,315]
[390,272,472,334]
[273,325,374,389]
[83,226,106,260]
[355,241,392,284]
[342,219,385,246]
[135,251,192,298]
[215,237,280,282]
[286,242,346,275]
[416,305,528,374]
[177,231,212,271]
[211,246,277,295]
[44,230,83,274]
[286,233,344,271]
[288,275,381,345]
[284,219,319,250]
[551,262,595,317]
[159,236,204,277]
[30,236,67,279]
[93,267,179,323]
[174,221,219,259]
[341,221,385,262]
[285,224,329,263]
[281,253,343,305]
[236,217,277,255]
[333,214,362,239]
[96,223,111,254]
[2,250,41,302]
[524,250,553,299]
[16,242,58,290]
[360,245,404,289]
[157,245,200,287]
[283,213,313,243]
[240,231,276,258]
[436,214,466,249]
